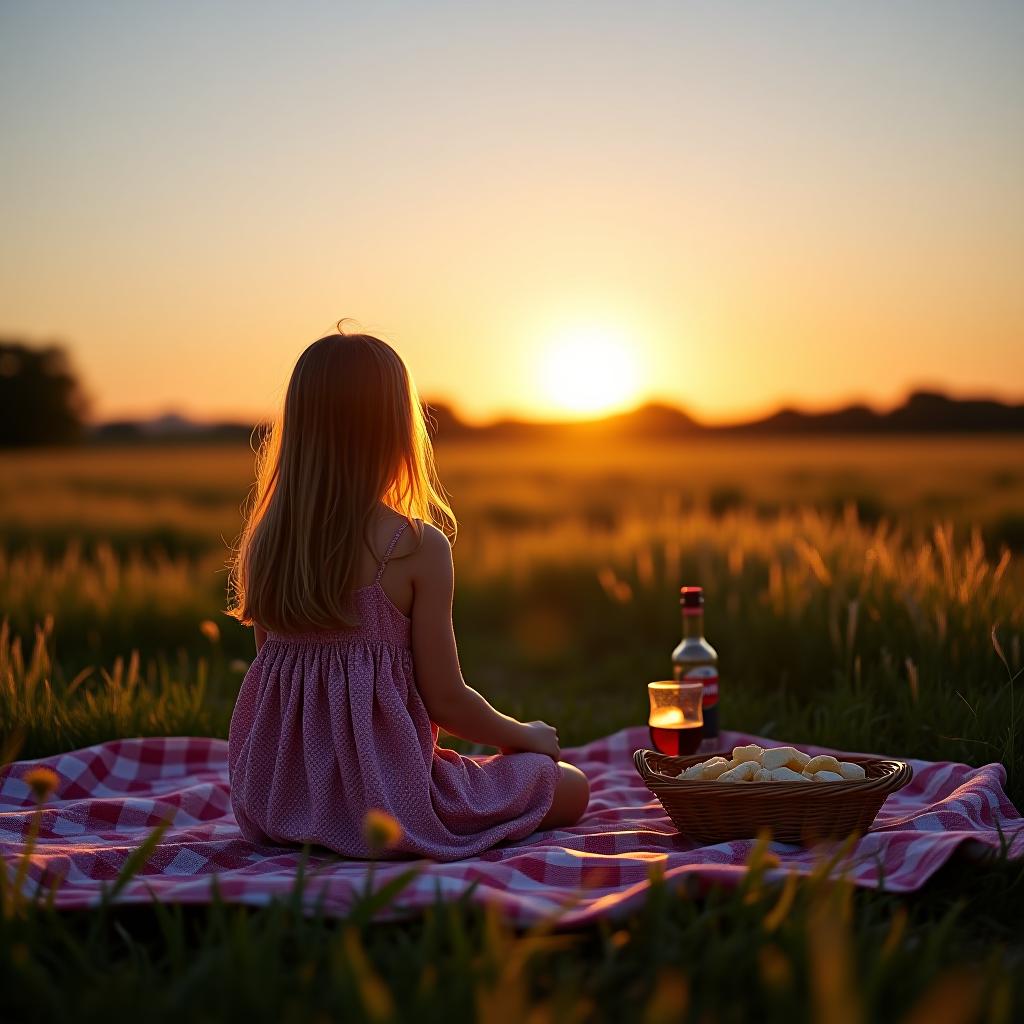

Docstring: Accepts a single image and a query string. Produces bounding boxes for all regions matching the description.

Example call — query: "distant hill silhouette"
[90,390,1024,444]
[423,391,1024,441]
[721,391,1024,436]
[92,414,256,444]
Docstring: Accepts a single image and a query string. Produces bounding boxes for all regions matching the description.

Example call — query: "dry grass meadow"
[2,434,1023,1022]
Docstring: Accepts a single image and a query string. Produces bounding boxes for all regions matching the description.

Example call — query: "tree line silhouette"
[0,342,88,447]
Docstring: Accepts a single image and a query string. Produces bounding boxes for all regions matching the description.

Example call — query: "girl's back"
[226,329,587,862]
[229,514,560,860]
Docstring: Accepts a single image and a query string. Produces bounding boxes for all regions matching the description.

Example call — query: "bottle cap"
[680,586,704,610]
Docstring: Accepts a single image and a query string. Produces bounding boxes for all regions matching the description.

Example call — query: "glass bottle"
[671,586,719,746]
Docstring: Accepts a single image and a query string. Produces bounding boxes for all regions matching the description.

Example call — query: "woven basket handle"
[633,748,654,781]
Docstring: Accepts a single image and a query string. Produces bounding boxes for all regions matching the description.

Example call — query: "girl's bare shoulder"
[420,521,452,555]
[384,516,450,564]
[397,519,451,583]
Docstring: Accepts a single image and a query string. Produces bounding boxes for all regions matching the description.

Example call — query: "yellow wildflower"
[23,766,59,803]
[199,619,221,643]
[362,808,402,855]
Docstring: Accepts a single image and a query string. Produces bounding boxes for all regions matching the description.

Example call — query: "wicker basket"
[634,749,913,844]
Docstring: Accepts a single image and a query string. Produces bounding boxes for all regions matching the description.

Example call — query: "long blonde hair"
[227,326,456,633]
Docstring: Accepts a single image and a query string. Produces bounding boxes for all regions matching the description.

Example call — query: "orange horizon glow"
[84,379,1024,431]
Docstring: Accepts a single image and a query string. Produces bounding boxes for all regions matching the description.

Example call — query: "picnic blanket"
[2,728,1021,926]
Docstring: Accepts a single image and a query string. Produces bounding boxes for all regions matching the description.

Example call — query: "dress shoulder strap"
[374,520,409,583]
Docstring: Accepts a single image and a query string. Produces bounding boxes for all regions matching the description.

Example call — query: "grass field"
[2,437,1023,1022]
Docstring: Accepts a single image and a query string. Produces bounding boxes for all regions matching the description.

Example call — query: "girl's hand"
[501,720,560,760]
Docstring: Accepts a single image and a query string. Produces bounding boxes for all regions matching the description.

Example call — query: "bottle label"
[681,666,718,707]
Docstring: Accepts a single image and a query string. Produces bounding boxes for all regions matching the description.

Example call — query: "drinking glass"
[648,681,704,756]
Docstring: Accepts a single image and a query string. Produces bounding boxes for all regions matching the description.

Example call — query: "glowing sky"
[1,1,1022,423]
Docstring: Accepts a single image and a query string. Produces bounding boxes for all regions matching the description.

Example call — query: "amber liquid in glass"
[649,722,703,756]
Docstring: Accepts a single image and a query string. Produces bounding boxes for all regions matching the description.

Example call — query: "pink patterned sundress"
[227,522,560,861]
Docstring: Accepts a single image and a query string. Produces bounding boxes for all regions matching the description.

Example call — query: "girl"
[226,327,589,861]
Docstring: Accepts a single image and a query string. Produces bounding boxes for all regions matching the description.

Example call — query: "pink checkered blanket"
[2,728,1021,926]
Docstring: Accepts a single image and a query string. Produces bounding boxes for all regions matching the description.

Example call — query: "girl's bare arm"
[411,524,559,758]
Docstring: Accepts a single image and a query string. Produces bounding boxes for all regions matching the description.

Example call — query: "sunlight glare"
[539,327,640,416]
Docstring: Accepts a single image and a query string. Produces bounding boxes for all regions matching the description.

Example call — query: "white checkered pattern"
[2,728,1021,926]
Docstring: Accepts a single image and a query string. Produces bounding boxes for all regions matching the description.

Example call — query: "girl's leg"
[537,761,590,830]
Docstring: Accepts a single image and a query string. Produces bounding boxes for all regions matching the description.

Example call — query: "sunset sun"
[539,327,641,417]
